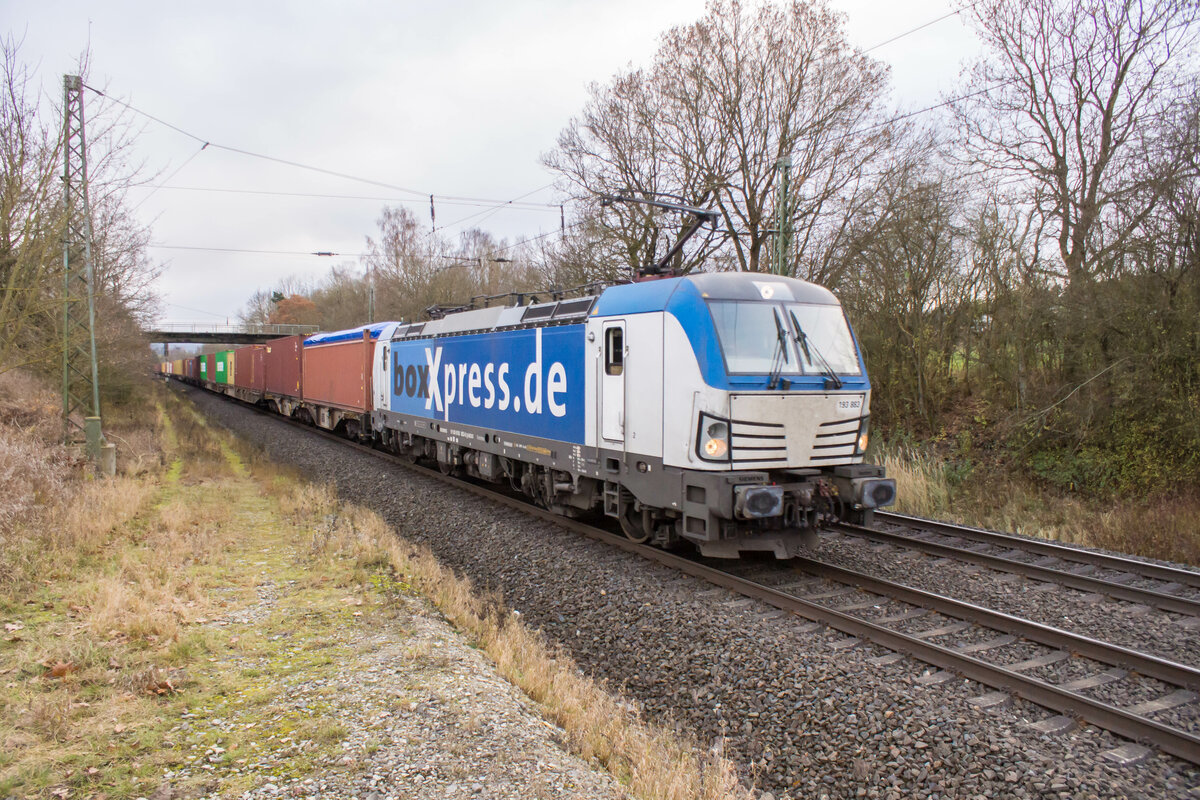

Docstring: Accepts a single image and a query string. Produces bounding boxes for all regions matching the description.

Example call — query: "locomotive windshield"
[708,300,861,377]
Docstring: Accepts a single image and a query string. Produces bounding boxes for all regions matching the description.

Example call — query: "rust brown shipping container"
[263,335,303,398]
[301,331,372,412]
[203,353,216,383]
[233,345,266,392]
[301,324,397,413]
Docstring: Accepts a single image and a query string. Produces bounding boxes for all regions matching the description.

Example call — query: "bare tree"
[0,36,63,372]
[955,0,1199,289]
[309,262,369,330]
[838,142,970,426]
[546,0,891,275]
[1,37,163,393]
[363,205,438,320]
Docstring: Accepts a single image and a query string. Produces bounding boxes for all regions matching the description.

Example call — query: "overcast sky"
[7,0,981,328]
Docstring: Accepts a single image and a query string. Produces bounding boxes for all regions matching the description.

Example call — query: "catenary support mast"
[772,156,792,276]
[60,74,104,462]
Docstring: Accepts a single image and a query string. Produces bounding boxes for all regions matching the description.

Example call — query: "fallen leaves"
[4,621,24,632]
[44,661,76,679]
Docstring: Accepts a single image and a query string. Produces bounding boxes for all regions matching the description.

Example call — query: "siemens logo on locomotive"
[388,326,585,444]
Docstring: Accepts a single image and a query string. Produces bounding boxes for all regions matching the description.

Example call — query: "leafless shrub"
[0,422,74,537]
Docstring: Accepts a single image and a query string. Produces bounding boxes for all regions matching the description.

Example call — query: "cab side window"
[605,327,624,376]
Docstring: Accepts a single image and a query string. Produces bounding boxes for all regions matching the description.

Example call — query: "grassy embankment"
[877,441,1200,566]
[0,375,745,800]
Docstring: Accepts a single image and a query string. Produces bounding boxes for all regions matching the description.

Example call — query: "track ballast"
[180,382,1200,796]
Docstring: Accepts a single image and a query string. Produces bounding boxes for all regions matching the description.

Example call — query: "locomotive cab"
[589,272,895,558]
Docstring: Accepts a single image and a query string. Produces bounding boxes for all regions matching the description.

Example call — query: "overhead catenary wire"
[94,5,1002,323]
[132,142,210,211]
[149,244,370,258]
[82,0,980,227]
[98,4,1131,278]
[81,83,561,209]
[484,219,587,260]
[431,182,557,236]
[132,184,564,212]
[861,2,978,54]
[85,2,990,262]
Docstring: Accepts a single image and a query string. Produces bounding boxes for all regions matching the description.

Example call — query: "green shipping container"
[215,350,235,385]
[200,357,208,381]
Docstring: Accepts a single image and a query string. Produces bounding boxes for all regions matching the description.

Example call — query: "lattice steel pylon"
[60,74,102,445]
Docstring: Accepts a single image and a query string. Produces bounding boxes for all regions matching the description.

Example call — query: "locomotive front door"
[601,321,626,444]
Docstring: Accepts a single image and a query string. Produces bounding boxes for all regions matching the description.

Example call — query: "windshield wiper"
[789,310,843,390]
[767,308,790,390]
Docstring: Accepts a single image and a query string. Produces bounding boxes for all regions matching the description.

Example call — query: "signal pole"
[367,264,375,324]
[60,74,110,473]
[772,156,792,276]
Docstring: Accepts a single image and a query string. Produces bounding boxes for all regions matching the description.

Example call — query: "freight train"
[162,272,895,558]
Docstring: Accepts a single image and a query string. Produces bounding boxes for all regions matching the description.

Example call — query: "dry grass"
[1,380,750,800]
[0,369,60,432]
[0,371,75,540]
[0,383,243,798]
[877,444,951,519]
[283,481,750,800]
[0,370,171,593]
[0,424,74,535]
[877,443,1200,565]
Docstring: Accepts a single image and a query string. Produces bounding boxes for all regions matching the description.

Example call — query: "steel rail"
[876,510,1200,591]
[183,386,1200,765]
[789,557,1200,690]
[835,521,1200,617]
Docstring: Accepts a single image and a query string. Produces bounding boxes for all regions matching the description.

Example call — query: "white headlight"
[697,415,730,461]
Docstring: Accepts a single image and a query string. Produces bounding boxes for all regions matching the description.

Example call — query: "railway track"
[189,386,1200,767]
[719,557,1200,765]
[830,512,1200,619]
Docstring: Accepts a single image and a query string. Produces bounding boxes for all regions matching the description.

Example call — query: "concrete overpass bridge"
[147,323,320,354]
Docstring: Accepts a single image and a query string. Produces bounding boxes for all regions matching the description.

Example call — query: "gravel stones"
[187,387,1200,799]
[159,523,624,800]
[824,525,1200,668]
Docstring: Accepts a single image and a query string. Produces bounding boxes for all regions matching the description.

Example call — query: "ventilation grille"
[809,415,863,461]
[729,418,788,465]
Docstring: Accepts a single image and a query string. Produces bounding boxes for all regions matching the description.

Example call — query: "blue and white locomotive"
[368,271,895,559]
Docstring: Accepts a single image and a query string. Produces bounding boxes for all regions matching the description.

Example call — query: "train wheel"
[619,504,652,544]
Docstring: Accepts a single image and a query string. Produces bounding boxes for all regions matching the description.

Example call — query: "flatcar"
[166,271,895,559]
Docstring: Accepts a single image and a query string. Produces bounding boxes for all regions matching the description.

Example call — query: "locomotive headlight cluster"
[855,416,871,455]
[697,414,730,461]
[704,422,729,458]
